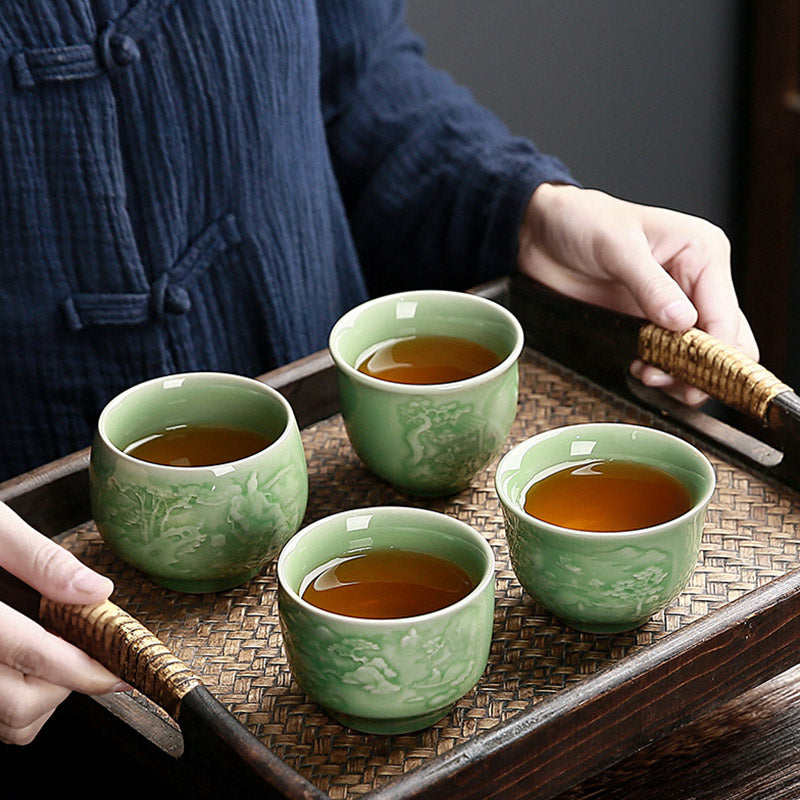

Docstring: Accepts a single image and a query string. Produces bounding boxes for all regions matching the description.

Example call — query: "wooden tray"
[4,276,800,800]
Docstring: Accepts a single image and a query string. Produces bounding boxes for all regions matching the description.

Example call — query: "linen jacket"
[0,0,574,480]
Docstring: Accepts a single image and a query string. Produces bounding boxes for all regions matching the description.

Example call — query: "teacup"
[90,372,308,593]
[328,289,524,496]
[277,506,495,734]
[495,423,715,633]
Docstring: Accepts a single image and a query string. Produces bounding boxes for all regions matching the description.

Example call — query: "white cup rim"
[328,289,524,395]
[277,505,495,626]
[495,422,717,539]
[95,371,296,473]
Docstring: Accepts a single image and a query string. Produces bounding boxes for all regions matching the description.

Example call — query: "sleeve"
[316,0,578,296]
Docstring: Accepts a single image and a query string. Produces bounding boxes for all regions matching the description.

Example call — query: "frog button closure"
[11,25,141,91]
[10,0,176,90]
[61,214,243,331]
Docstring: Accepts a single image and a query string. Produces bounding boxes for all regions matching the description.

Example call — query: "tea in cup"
[277,506,495,734]
[495,423,715,633]
[90,372,308,593]
[328,290,524,496]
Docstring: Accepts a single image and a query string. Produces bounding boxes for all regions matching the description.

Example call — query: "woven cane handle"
[638,324,792,422]
[40,597,203,719]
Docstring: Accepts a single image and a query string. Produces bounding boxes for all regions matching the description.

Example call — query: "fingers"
[623,208,759,404]
[0,502,126,745]
[0,602,123,694]
[590,229,690,330]
[520,185,703,333]
[645,212,759,360]
[524,187,761,406]
[0,662,67,745]
[630,359,709,408]
[0,502,113,604]
[0,602,127,745]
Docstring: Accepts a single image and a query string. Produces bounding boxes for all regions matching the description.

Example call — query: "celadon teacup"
[328,290,524,496]
[277,506,495,734]
[90,372,308,594]
[495,423,715,634]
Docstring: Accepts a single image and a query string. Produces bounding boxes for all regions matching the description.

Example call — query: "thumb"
[641,276,698,333]
[0,502,113,604]
[599,232,698,332]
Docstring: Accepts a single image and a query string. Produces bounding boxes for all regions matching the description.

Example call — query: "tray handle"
[508,274,800,485]
[637,324,792,423]
[40,597,201,720]
[34,594,327,799]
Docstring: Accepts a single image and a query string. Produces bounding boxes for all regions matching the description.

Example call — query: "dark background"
[406,0,775,373]
[406,0,743,231]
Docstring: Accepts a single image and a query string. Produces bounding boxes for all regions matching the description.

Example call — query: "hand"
[518,183,759,406]
[0,502,128,745]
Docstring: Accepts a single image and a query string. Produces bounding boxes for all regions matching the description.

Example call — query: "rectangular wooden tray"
[4,276,800,800]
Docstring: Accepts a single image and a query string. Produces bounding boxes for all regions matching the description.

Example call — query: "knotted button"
[97,26,141,71]
[61,213,238,331]
[150,273,192,320]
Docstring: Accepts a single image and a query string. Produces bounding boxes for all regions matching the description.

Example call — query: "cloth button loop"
[61,214,242,332]
[11,24,141,90]
[150,273,193,319]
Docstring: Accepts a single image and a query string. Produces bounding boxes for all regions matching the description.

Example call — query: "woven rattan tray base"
[56,349,800,798]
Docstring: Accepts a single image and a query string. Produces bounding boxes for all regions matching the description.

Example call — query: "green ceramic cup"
[495,423,715,634]
[90,372,308,594]
[328,290,524,496]
[277,506,495,734]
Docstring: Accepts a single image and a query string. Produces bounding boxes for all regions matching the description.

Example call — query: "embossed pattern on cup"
[277,506,495,734]
[495,423,716,633]
[90,372,308,594]
[328,290,524,496]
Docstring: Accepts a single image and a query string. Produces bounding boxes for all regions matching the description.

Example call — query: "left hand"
[517,183,759,406]
[0,502,126,745]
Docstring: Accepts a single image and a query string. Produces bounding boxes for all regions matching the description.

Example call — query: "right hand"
[518,183,759,406]
[0,502,129,745]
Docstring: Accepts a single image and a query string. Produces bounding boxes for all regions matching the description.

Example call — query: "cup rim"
[277,505,495,625]
[95,371,297,472]
[494,422,717,539]
[327,289,524,395]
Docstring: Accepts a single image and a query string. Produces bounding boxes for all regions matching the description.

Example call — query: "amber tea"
[124,423,274,467]
[301,548,475,618]
[524,458,693,532]
[357,334,502,385]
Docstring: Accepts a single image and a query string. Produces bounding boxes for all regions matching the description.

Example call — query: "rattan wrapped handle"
[40,597,202,719]
[638,324,792,423]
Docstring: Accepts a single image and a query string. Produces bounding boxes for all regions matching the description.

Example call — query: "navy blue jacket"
[0,0,574,481]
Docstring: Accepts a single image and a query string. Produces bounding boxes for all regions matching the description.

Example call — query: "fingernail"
[684,388,708,407]
[643,370,673,387]
[71,568,114,597]
[112,681,134,693]
[662,298,695,327]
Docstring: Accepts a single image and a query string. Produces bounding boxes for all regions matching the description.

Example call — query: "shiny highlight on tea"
[357,334,502,385]
[124,423,274,467]
[301,548,475,618]
[524,458,693,532]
